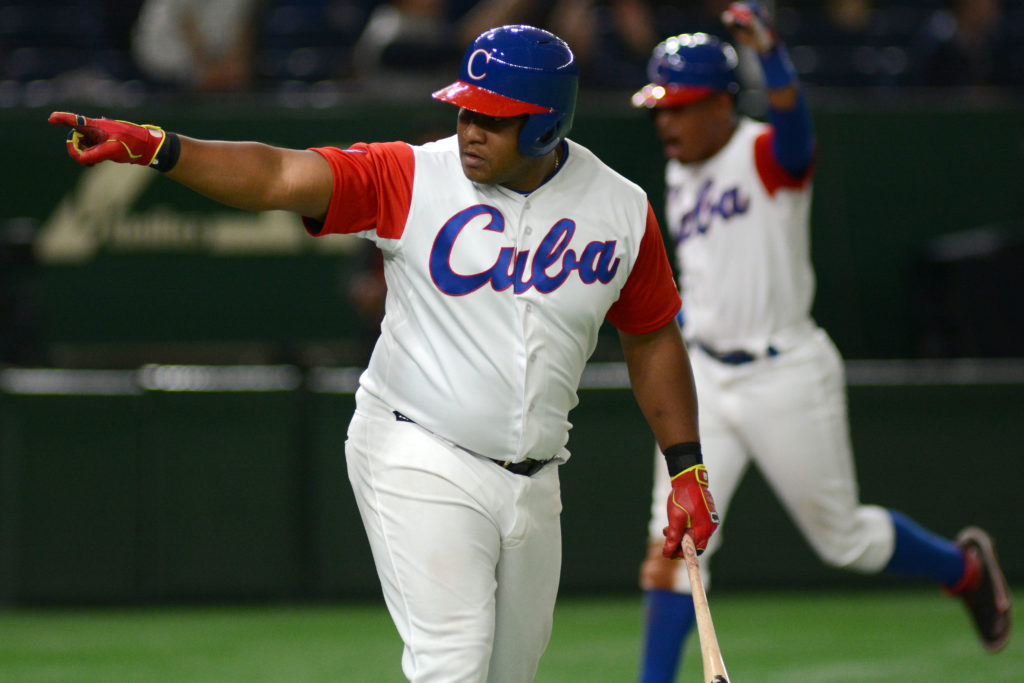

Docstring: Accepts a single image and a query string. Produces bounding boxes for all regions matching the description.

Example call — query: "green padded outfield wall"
[1,373,1022,604]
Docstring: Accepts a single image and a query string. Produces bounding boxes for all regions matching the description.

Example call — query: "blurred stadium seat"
[0,0,133,81]
[255,0,373,84]
[1,0,1022,95]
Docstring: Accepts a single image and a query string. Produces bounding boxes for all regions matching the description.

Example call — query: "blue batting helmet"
[433,25,578,157]
[631,33,739,109]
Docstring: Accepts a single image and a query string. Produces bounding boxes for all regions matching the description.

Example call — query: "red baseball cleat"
[947,526,1012,652]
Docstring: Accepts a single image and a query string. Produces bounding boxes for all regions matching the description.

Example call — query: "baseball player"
[633,4,1013,682]
[49,25,720,683]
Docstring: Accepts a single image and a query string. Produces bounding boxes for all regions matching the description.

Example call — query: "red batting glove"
[663,464,720,559]
[48,112,169,168]
[722,1,777,54]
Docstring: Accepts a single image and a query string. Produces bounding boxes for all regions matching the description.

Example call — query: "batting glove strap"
[150,131,181,172]
[663,441,702,478]
[670,464,710,489]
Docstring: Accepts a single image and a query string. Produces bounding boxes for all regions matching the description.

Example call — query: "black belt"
[394,411,551,477]
[697,341,778,365]
[493,458,550,477]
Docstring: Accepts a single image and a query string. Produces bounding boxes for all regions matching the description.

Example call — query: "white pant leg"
[737,330,894,572]
[487,464,561,683]
[646,345,751,593]
[346,392,561,683]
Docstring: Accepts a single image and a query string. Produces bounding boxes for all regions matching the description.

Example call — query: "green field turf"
[0,588,1018,682]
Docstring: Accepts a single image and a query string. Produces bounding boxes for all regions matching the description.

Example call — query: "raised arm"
[722,2,815,176]
[48,112,333,221]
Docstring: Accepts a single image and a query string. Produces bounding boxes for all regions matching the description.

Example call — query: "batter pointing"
[50,25,720,682]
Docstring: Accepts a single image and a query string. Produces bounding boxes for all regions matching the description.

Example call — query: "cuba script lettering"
[430,205,620,296]
[675,180,750,243]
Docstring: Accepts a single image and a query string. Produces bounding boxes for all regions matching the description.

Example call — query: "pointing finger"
[48,111,85,129]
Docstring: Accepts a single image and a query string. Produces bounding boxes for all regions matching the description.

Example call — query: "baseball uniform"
[46,25,723,682]
[307,134,681,681]
[637,14,1011,680]
[646,116,895,594]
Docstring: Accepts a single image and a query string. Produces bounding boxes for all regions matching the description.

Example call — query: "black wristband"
[663,441,702,477]
[150,131,180,172]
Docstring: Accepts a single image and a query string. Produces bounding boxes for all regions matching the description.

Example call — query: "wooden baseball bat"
[682,534,730,683]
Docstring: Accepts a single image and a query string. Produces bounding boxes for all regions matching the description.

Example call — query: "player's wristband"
[759,45,798,90]
[663,441,703,478]
[150,131,181,172]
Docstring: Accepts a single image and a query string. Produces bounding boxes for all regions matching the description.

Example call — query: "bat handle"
[682,534,731,683]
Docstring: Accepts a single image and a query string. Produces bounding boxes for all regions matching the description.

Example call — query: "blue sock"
[639,589,696,683]
[883,509,966,587]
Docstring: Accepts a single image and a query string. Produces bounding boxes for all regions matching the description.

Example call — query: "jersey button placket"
[520,198,535,243]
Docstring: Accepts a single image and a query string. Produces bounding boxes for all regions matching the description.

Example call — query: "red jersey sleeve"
[303,141,415,239]
[605,203,682,334]
[754,130,814,197]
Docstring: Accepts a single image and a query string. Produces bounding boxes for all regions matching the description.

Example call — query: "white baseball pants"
[647,327,895,592]
[346,389,563,682]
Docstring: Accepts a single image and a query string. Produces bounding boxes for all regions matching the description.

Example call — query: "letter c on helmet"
[467,49,491,80]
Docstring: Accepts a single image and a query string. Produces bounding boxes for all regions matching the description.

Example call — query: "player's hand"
[721,1,777,54]
[663,464,720,559]
[48,112,169,168]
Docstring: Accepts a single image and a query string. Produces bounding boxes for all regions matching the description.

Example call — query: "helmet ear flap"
[519,110,571,157]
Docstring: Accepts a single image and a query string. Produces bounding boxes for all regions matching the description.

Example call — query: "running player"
[634,4,1012,681]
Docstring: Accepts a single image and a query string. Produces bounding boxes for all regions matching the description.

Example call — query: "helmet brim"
[631,83,716,109]
[433,81,554,117]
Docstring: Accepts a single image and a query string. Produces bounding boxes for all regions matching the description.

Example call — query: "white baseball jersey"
[646,116,895,596]
[666,117,815,352]
[307,134,682,681]
[306,134,680,464]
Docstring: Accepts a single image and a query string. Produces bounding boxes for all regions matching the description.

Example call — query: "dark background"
[1,0,1023,605]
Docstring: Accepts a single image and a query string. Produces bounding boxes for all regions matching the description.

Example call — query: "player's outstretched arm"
[48,112,333,220]
[620,322,719,556]
[167,135,332,219]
